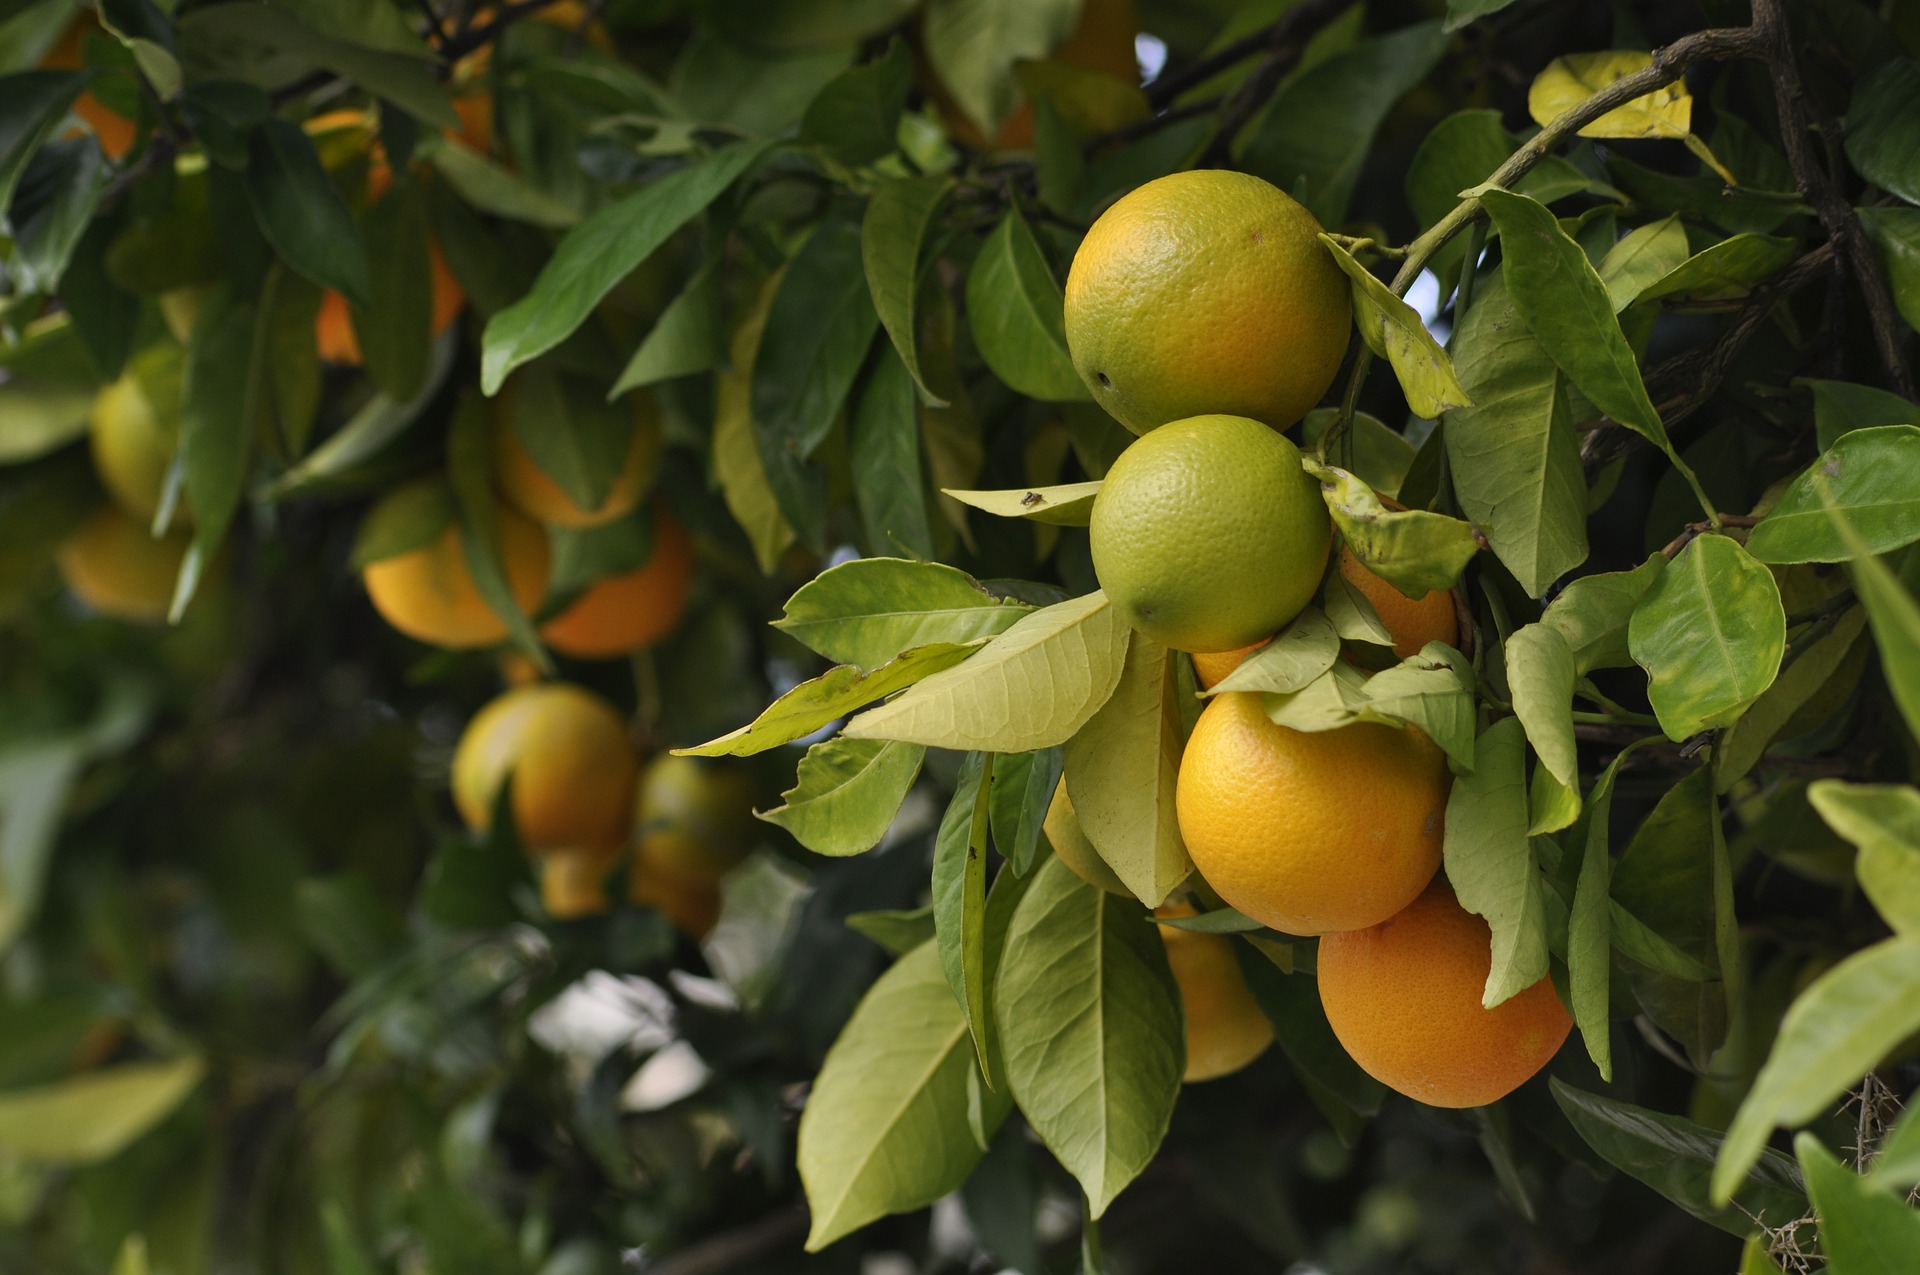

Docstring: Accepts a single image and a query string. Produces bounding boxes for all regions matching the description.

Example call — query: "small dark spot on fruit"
[1251,230,1265,244]
[1096,372,1112,389]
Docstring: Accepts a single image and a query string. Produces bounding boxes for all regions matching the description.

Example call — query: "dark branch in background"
[1751,0,1914,399]
[1144,0,1354,108]
[441,0,566,60]
[414,0,451,51]
[1572,723,1865,777]
[640,1204,809,1275]
[1200,0,1359,165]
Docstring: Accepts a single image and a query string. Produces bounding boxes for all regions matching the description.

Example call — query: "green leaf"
[934,753,995,1080]
[1238,21,1449,226]
[1442,717,1547,1007]
[1595,215,1689,311]
[1858,206,1920,335]
[1828,503,1920,741]
[420,135,578,230]
[1551,1081,1807,1235]
[503,364,636,516]
[1305,458,1478,595]
[850,346,936,559]
[0,70,88,217]
[1801,377,1918,450]
[1204,607,1339,696]
[1529,766,1581,836]
[1233,944,1385,1123]
[845,906,937,956]
[446,393,548,670]
[1845,57,1920,206]
[1301,409,1417,499]
[921,0,1079,136]
[610,260,725,395]
[774,557,1033,670]
[1714,935,1920,1202]
[862,176,952,406]
[174,295,258,621]
[1798,1132,1920,1272]
[1610,901,1716,981]
[1542,554,1665,673]
[0,1056,203,1163]
[350,475,457,569]
[1357,644,1478,773]
[1634,233,1798,306]
[258,333,455,499]
[1443,272,1589,595]
[1628,534,1785,740]
[1478,188,1668,451]
[943,481,1101,526]
[0,318,99,463]
[802,38,911,166]
[1061,631,1193,907]
[8,137,106,296]
[995,857,1182,1217]
[1869,1103,1920,1190]
[841,591,1130,753]
[1155,907,1263,933]
[1749,427,1920,564]
[680,642,986,758]
[111,1235,150,1275]
[967,204,1086,402]
[1317,236,1471,418]
[798,941,1007,1250]
[481,141,771,393]
[1443,0,1521,32]
[989,747,1062,877]
[1527,51,1691,140]
[1506,623,1577,789]
[243,120,371,308]
[1569,748,1635,1080]
[1807,780,1920,935]
[0,744,83,953]
[353,178,433,402]
[713,274,797,574]
[760,737,927,857]
[1719,607,1868,790]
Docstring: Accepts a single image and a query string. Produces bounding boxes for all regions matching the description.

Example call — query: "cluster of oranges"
[452,682,756,934]
[1053,170,1571,1107]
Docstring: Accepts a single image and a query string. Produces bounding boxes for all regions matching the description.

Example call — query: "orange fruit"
[360,497,550,649]
[42,18,138,160]
[56,505,190,622]
[451,682,638,851]
[1192,638,1271,691]
[540,509,693,659]
[541,844,623,919]
[315,241,465,366]
[493,383,663,529]
[931,0,1138,149]
[1090,414,1331,653]
[629,860,722,940]
[1043,783,1130,895]
[1157,903,1273,1082]
[1175,692,1446,935]
[1318,883,1573,1108]
[1064,170,1351,433]
[89,346,185,526]
[633,754,758,887]
[1337,547,1458,662]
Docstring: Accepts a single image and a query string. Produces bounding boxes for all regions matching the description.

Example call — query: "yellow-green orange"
[1064,169,1351,433]
[1157,903,1273,1082]
[57,505,191,622]
[1337,544,1458,661]
[89,347,184,525]
[452,682,638,852]
[1318,883,1572,1108]
[1090,414,1331,652]
[541,844,623,920]
[494,386,664,529]
[360,498,549,649]
[1175,692,1446,935]
[634,755,758,887]
[1043,784,1130,895]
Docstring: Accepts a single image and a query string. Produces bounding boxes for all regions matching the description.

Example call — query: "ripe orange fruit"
[56,505,190,622]
[633,754,758,887]
[1157,903,1273,1082]
[1090,414,1331,653]
[1064,170,1351,433]
[930,0,1138,149]
[360,497,550,649]
[1192,638,1271,691]
[451,682,638,852]
[1175,692,1446,935]
[493,383,663,529]
[1337,546,1459,661]
[540,508,693,658]
[89,347,184,526]
[541,843,623,919]
[42,18,137,160]
[314,242,465,366]
[1318,883,1572,1108]
[629,860,722,940]
[1043,783,1130,895]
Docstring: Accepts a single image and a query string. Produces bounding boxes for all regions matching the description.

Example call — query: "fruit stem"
[1321,344,1373,464]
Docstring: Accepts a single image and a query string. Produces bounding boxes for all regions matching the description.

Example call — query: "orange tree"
[3,0,1920,1272]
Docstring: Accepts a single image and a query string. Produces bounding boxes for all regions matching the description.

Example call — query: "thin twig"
[1145,0,1355,107]
[1200,0,1361,165]
[441,0,566,60]
[415,0,451,50]
[1752,0,1914,398]
[639,1205,809,1275]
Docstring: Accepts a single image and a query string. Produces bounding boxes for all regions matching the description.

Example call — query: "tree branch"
[1751,0,1915,399]
[1145,0,1356,108]
[1200,0,1361,165]
[640,1205,809,1275]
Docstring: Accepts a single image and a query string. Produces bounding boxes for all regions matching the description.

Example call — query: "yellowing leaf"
[714,274,796,575]
[1527,51,1691,140]
[1318,235,1472,418]
[0,1056,204,1164]
[943,481,1101,526]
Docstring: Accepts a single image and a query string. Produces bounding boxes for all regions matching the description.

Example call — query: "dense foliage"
[4,0,1920,1272]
